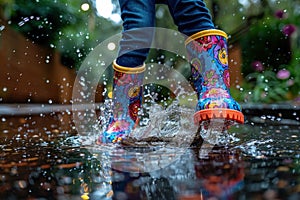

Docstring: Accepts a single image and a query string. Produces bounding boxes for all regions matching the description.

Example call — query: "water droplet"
[13,180,27,190]
[18,21,25,26]
[11,167,18,175]
[0,25,5,31]
[107,42,116,51]
[81,3,90,11]
[2,87,7,92]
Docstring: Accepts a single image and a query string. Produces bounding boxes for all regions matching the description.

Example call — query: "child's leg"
[165,0,215,36]
[117,0,156,67]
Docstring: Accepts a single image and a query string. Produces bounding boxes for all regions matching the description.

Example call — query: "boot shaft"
[112,61,145,122]
[186,30,230,97]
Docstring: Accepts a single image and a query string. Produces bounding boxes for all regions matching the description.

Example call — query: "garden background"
[1,0,300,104]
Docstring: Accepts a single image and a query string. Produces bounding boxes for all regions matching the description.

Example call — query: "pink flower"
[223,70,230,88]
[203,88,230,99]
[196,35,218,51]
[282,24,297,36]
[276,69,290,79]
[251,61,264,72]
[275,10,287,19]
[287,79,294,86]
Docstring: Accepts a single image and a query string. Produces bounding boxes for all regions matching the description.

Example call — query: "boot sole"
[194,109,244,126]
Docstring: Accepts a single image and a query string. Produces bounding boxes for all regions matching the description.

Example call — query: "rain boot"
[185,29,244,127]
[99,60,145,143]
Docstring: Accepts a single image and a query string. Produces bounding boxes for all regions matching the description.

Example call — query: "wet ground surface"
[0,103,300,200]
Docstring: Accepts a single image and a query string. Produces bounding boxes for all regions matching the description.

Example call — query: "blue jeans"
[117,0,215,67]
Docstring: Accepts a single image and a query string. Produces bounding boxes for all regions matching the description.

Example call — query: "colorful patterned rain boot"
[99,60,145,143]
[185,29,244,127]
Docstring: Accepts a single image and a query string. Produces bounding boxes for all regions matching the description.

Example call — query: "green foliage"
[239,16,292,75]
[240,70,291,103]
[2,0,121,69]
[236,0,300,102]
[8,0,86,44]
[286,48,300,97]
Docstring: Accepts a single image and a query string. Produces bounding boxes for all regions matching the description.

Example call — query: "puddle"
[0,105,300,199]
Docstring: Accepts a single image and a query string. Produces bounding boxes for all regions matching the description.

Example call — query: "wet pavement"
[0,103,300,200]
